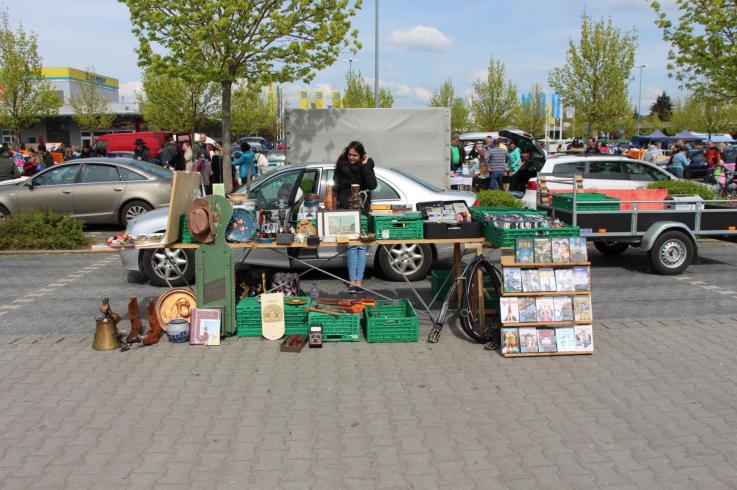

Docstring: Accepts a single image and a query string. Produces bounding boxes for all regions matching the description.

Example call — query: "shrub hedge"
[0,209,90,250]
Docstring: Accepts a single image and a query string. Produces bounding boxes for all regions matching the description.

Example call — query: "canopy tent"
[690,132,736,144]
[669,130,703,141]
[630,129,670,143]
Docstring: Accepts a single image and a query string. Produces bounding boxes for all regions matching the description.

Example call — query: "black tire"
[141,248,195,287]
[377,243,433,281]
[0,205,9,221]
[120,200,153,227]
[649,230,694,275]
[594,241,629,256]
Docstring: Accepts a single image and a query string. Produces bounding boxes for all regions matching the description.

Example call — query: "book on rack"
[575,325,594,352]
[500,297,520,323]
[555,326,576,352]
[573,295,592,322]
[501,327,520,354]
[572,266,591,291]
[503,267,523,293]
[554,268,575,292]
[552,238,571,263]
[537,328,558,352]
[535,297,555,323]
[569,237,588,262]
[519,327,539,353]
[553,296,574,322]
[534,238,553,263]
[521,269,541,293]
[515,238,534,263]
[518,297,538,323]
[538,268,557,292]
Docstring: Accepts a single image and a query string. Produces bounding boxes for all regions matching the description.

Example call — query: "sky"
[5,0,682,113]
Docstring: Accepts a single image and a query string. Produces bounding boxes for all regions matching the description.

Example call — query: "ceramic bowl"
[166,318,190,343]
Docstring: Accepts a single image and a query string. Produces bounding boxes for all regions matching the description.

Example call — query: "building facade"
[3,67,143,148]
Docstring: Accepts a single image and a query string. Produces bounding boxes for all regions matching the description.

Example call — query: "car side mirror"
[24,180,34,190]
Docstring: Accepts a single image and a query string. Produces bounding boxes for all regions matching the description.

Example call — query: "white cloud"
[387,25,453,52]
[119,80,143,101]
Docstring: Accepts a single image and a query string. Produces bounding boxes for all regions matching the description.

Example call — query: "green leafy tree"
[139,67,220,135]
[516,83,546,137]
[120,0,361,192]
[342,71,393,108]
[70,67,116,134]
[649,91,673,122]
[428,79,470,134]
[651,1,737,102]
[0,9,60,148]
[231,83,278,139]
[670,93,737,137]
[548,12,637,136]
[471,56,518,131]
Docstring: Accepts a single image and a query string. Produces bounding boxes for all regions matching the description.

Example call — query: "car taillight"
[526,179,538,190]
[472,200,479,207]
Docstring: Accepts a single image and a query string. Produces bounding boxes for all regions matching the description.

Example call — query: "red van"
[93,131,180,158]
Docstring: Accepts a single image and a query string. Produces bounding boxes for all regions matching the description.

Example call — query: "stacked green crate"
[430,269,499,308]
[180,213,194,243]
[485,225,580,247]
[373,213,423,240]
[552,193,620,211]
[236,296,313,337]
[307,311,361,342]
[365,299,419,343]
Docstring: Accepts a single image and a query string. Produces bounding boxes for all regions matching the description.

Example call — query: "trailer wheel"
[593,241,629,256]
[649,231,693,275]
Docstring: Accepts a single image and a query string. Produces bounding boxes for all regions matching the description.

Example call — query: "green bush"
[476,190,524,208]
[0,209,91,250]
[646,180,716,200]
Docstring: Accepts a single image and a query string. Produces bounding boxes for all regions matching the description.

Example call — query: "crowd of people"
[450,134,522,191]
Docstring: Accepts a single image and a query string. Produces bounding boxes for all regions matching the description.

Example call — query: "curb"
[0,249,103,255]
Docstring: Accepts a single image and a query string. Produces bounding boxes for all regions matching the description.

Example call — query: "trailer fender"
[640,222,697,252]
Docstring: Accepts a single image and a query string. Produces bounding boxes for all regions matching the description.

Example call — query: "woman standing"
[669,145,687,178]
[334,141,377,294]
[182,142,193,172]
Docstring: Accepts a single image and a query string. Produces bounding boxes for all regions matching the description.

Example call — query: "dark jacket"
[159,142,176,168]
[194,142,211,162]
[0,156,20,181]
[134,146,153,163]
[334,157,377,212]
[42,152,54,169]
[584,146,602,155]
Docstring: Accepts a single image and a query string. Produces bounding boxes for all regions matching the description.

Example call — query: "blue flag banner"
[552,93,561,119]
[521,93,531,109]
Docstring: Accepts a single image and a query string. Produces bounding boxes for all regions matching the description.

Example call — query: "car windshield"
[391,168,443,192]
[124,160,173,179]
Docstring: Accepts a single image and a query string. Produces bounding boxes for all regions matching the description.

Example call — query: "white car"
[522,154,676,209]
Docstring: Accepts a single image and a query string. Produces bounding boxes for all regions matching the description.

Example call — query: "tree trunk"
[13,129,21,150]
[221,81,233,194]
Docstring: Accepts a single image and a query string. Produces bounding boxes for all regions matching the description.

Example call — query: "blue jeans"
[346,245,367,282]
[490,171,505,190]
[669,166,684,178]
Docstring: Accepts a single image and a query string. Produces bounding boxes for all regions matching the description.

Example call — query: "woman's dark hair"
[240,142,251,152]
[337,141,366,165]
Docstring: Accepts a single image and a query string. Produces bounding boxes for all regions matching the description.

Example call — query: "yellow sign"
[331,90,342,109]
[314,90,325,109]
[298,89,309,109]
[41,67,119,89]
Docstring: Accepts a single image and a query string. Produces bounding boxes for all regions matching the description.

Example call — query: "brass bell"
[93,317,122,351]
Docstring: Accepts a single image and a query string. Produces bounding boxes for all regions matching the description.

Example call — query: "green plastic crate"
[365,299,419,343]
[307,311,362,342]
[373,213,424,240]
[470,207,546,221]
[236,297,312,337]
[180,214,194,244]
[484,225,580,248]
[552,193,620,211]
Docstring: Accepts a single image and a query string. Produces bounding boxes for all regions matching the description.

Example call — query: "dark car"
[685,149,708,180]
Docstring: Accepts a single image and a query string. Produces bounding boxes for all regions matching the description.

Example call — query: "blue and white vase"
[166,318,190,343]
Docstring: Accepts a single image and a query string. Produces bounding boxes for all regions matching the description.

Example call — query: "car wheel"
[593,241,629,256]
[141,248,195,287]
[648,230,693,275]
[0,205,9,221]
[377,243,433,282]
[120,200,153,227]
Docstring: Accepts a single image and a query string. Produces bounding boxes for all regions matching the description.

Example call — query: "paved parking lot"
[1,242,737,488]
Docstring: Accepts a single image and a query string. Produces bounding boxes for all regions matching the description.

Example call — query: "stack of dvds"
[498,236,594,357]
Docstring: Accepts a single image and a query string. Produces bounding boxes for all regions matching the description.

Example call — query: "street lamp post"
[374,0,379,108]
[634,64,646,135]
[344,58,359,78]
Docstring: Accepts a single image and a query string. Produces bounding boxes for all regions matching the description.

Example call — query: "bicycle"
[427,254,503,349]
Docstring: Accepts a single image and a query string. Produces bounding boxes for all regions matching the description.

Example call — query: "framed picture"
[189,307,221,346]
[319,210,361,239]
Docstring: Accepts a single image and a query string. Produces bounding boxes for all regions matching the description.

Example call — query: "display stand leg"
[454,243,462,307]
[377,244,438,325]
[475,245,485,335]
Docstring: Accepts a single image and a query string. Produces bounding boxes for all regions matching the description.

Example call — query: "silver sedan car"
[0,158,172,226]
[120,163,477,286]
